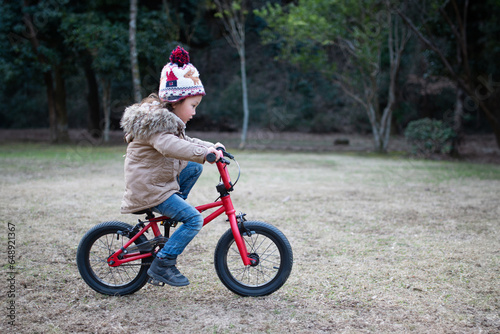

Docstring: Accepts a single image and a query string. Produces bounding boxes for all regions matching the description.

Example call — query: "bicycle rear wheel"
[214,221,293,297]
[76,221,152,296]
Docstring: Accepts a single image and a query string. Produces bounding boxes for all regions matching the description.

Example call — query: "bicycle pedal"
[147,277,165,287]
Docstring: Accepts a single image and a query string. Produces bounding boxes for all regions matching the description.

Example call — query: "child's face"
[172,95,203,124]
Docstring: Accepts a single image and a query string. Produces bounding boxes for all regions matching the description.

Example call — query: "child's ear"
[172,100,184,110]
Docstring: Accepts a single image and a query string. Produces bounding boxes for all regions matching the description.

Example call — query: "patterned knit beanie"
[159,46,205,103]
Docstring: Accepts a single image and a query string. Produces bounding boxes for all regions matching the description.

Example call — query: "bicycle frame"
[107,157,252,268]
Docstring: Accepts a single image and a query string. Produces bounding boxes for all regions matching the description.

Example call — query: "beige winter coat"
[119,101,214,214]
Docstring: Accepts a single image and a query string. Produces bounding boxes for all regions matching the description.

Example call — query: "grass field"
[1,142,499,333]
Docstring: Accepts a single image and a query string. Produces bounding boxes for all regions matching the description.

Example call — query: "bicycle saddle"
[132,209,154,218]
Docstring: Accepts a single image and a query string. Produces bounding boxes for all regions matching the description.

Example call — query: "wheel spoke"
[225,231,282,287]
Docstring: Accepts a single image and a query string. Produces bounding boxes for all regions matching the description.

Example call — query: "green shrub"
[404,118,456,157]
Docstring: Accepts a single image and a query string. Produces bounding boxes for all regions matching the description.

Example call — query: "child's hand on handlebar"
[206,147,223,164]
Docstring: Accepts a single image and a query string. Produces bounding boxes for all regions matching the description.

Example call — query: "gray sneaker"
[147,257,190,287]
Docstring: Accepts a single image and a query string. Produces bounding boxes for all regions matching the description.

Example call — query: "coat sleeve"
[149,132,208,163]
[184,135,214,148]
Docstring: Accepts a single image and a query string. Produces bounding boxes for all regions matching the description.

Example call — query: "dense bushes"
[404,118,456,157]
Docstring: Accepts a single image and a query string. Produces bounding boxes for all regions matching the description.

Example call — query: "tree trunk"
[380,64,397,152]
[380,103,394,152]
[84,59,101,138]
[53,65,70,143]
[453,87,464,133]
[100,78,112,142]
[449,86,465,156]
[22,3,69,143]
[129,0,141,102]
[365,102,383,151]
[42,71,57,143]
[213,0,249,148]
[239,45,249,149]
[379,11,409,152]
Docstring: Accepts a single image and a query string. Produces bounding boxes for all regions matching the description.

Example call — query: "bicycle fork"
[221,195,254,266]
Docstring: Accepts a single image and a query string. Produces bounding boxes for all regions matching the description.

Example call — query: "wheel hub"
[248,253,260,266]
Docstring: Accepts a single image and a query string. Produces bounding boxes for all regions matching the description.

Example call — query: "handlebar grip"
[206,152,217,163]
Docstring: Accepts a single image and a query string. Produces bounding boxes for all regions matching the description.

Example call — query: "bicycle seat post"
[145,209,155,220]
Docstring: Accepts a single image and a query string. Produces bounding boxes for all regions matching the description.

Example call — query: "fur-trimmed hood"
[120,101,185,143]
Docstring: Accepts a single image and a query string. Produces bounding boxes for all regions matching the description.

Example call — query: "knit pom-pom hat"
[159,46,205,103]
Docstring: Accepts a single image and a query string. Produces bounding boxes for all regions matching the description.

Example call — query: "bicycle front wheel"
[214,221,293,297]
[76,221,152,296]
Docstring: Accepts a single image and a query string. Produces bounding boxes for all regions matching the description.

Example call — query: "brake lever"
[216,147,234,160]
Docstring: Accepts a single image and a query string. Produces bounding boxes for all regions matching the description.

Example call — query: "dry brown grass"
[1,142,499,333]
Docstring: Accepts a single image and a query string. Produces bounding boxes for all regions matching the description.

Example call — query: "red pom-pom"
[169,46,190,67]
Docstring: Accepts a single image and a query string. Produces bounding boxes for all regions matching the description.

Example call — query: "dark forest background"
[1,0,499,152]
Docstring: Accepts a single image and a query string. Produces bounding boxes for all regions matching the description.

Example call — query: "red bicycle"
[76,149,293,297]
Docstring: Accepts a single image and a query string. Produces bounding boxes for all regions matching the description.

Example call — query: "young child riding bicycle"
[120,46,224,287]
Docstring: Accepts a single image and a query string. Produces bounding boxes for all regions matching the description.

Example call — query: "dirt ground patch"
[0,141,499,333]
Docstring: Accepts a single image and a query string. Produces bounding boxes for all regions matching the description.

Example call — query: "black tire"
[214,221,293,297]
[76,221,152,296]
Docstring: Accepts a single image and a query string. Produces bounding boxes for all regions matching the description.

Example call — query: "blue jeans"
[154,162,204,259]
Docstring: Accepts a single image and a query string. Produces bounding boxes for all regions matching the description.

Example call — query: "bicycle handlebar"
[206,147,241,193]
